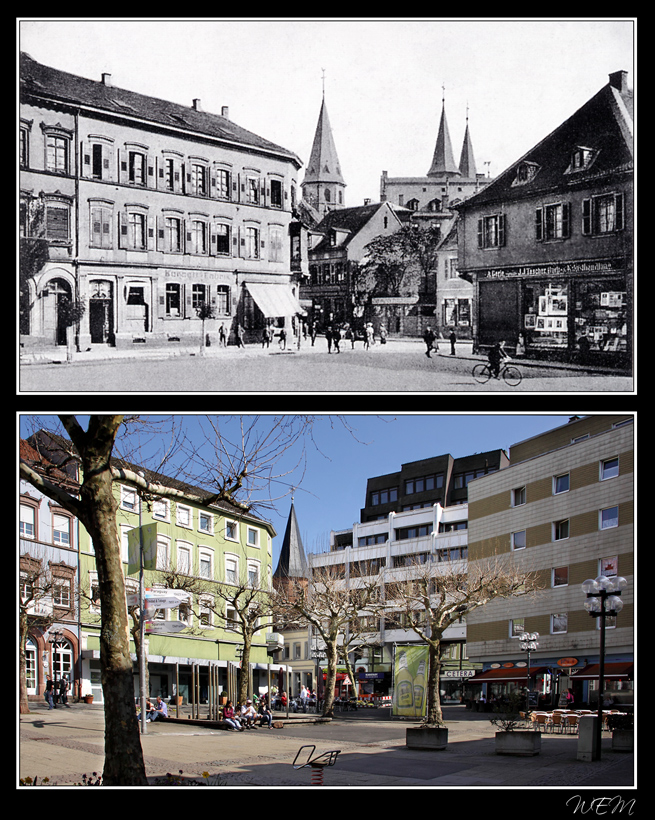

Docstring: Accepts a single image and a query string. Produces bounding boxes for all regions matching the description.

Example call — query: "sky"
[19,412,577,566]
[18,18,635,207]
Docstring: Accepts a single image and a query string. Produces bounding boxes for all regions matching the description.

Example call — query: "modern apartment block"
[20,52,307,352]
[465,415,634,708]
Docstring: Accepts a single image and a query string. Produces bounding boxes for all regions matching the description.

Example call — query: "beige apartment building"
[465,415,634,709]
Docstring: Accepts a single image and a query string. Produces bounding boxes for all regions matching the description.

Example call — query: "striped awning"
[246,283,305,318]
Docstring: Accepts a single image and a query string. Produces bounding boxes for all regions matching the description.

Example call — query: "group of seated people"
[222,697,274,731]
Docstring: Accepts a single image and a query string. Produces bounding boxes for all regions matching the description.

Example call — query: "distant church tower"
[301,74,346,217]
[427,86,461,179]
[273,501,309,597]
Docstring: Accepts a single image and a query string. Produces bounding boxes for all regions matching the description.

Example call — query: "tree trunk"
[322,643,339,717]
[425,642,444,726]
[76,419,147,786]
[19,613,29,714]
[238,633,252,706]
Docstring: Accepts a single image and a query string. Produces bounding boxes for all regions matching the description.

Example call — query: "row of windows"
[510,503,620,550]
[511,456,620,509]
[20,125,291,209]
[20,501,73,546]
[477,193,626,249]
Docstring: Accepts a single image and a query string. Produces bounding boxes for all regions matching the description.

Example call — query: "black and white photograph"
[18,18,635,394]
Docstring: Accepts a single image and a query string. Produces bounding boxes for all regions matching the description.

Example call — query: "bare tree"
[273,563,385,717]
[384,553,542,726]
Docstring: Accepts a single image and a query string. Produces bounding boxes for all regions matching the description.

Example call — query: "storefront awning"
[246,283,305,318]
[572,662,633,680]
[468,666,550,683]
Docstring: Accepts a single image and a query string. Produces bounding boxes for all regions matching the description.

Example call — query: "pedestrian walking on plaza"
[364,323,375,350]
[325,326,333,353]
[261,326,271,348]
[332,327,341,353]
[299,685,309,712]
[59,674,71,707]
[423,326,436,357]
[45,677,55,709]
[379,325,387,344]
[449,329,457,355]
[218,323,227,347]
[278,327,287,350]
[236,325,245,348]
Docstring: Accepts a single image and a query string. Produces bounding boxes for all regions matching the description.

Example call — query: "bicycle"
[472,361,522,386]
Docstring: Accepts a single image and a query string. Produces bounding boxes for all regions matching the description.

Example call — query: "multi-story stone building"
[19,52,307,352]
[465,415,634,708]
[454,71,633,369]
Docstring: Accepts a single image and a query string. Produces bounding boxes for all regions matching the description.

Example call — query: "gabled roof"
[309,202,392,253]
[454,75,633,210]
[303,97,345,185]
[20,52,302,168]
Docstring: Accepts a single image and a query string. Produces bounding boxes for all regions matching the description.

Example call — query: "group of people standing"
[423,327,459,358]
[45,675,70,709]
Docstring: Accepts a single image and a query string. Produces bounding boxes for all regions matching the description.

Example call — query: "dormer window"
[565,146,598,174]
[512,161,540,186]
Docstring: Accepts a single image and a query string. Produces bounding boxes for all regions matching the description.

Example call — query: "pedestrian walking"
[325,326,333,353]
[379,325,387,344]
[261,326,271,348]
[236,325,245,348]
[218,323,227,347]
[449,329,457,355]
[45,677,55,709]
[365,323,375,350]
[423,326,436,358]
[332,327,341,353]
[59,674,71,707]
[278,328,287,350]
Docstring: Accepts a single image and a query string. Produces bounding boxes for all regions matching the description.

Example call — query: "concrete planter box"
[611,730,634,752]
[495,731,541,756]
[406,726,448,750]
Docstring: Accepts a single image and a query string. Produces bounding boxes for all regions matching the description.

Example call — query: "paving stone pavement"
[18,702,635,792]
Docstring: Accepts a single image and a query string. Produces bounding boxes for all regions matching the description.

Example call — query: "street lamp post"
[582,575,627,761]
[519,632,539,720]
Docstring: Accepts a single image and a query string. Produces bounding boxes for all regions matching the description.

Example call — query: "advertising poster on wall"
[392,644,429,717]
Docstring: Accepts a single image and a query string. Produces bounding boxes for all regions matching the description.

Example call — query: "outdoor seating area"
[521,708,625,733]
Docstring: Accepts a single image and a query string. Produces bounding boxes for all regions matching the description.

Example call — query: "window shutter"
[562,203,571,238]
[615,193,624,230]
[498,214,506,247]
[147,155,155,186]
[118,149,128,184]
[535,208,543,241]
[477,218,484,248]
[582,199,591,235]
[118,212,127,248]
[185,284,192,318]
[158,281,167,319]
[147,215,155,250]
[82,142,91,176]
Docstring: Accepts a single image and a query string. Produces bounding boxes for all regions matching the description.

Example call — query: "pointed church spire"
[273,502,308,582]
[427,84,461,178]
[301,76,346,216]
[458,105,477,179]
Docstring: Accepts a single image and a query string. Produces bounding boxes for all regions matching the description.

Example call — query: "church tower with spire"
[273,501,309,597]
[301,77,346,217]
[427,89,461,179]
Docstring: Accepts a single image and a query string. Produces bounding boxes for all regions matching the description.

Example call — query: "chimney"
[221,106,229,119]
[101,73,112,86]
[192,98,202,111]
[608,70,628,94]
[364,198,371,205]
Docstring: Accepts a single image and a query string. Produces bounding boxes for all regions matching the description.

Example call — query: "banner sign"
[127,523,158,575]
[392,645,428,718]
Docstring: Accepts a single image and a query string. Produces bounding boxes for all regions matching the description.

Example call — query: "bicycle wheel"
[503,365,522,386]
[472,363,491,383]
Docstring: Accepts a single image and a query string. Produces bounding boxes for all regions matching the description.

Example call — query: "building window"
[247,527,259,547]
[198,549,213,579]
[551,613,568,634]
[269,225,283,262]
[165,217,182,253]
[156,536,170,570]
[395,524,430,541]
[198,511,213,534]
[189,220,207,255]
[247,177,259,205]
[128,151,146,185]
[553,473,570,494]
[177,542,191,574]
[166,283,181,317]
[510,618,525,638]
[582,193,625,235]
[600,506,619,529]
[245,226,259,258]
[45,133,70,174]
[512,486,526,507]
[247,561,260,588]
[477,214,506,248]
[552,566,569,588]
[270,179,283,208]
[190,164,207,196]
[225,556,238,586]
[127,212,146,249]
[511,530,526,550]
[120,485,138,512]
[405,474,444,494]
[536,203,570,241]
[600,457,619,480]
[216,168,231,199]
[370,487,398,506]
[45,203,71,242]
[553,519,570,541]
[90,204,113,249]
[192,284,207,311]
[358,533,387,547]
[20,125,30,168]
[20,503,36,539]
[216,285,231,315]
[176,504,192,528]
[225,520,238,541]
[214,223,231,255]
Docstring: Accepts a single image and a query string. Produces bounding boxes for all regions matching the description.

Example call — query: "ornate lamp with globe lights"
[581,575,627,760]
[519,632,539,720]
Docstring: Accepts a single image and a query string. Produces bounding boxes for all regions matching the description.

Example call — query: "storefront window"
[574,279,628,354]
[523,282,569,349]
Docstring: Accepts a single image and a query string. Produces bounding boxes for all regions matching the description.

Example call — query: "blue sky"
[20,413,574,565]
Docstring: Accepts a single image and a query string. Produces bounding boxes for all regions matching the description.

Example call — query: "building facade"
[20,52,307,352]
[20,440,81,702]
[454,71,633,369]
[465,415,634,708]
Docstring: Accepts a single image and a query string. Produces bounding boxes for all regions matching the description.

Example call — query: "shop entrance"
[89,280,114,344]
[478,280,519,347]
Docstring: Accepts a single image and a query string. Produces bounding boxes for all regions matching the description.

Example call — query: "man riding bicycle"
[488,341,509,379]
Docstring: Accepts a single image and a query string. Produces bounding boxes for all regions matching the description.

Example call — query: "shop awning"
[468,666,550,683]
[246,283,305,318]
[572,663,633,680]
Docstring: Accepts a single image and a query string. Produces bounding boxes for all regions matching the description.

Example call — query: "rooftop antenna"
[321,68,326,99]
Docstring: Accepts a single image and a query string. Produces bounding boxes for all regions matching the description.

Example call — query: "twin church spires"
[301,77,480,216]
